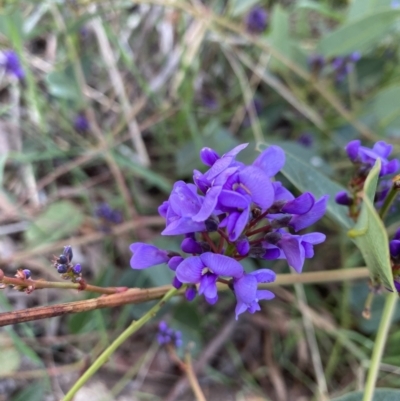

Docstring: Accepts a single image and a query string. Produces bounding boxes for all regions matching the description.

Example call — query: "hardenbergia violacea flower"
[130,144,328,319]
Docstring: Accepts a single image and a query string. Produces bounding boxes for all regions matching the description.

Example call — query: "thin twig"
[0,268,370,327]
[184,350,207,401]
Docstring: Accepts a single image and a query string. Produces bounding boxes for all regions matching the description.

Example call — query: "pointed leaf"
[348,160,394,291]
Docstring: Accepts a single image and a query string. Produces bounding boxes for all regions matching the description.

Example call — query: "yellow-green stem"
[62,288,178,401]
[362,292,397,401]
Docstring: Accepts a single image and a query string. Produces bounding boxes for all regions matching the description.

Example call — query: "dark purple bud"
[72,264,82,274]
[236,237,250,256]
[308,54,325,71]
[23,269,31,279]
[200,147,220,166]
[264,232,282,245]
[57,264,68,274]
[298,133,313,148]
[181,238,203,254]
[58,254,68,264]
[335,191,353,206]
[168,256,184,271]
[63,246,73,262]
[73,113,89,132]
[185,285,197,301]
[395,280,400,292]
[263,248,281,260]
[270,216,292,229]
[390,240,400,258]
[205,216,219,232]
[172,276,183,289]
[201,94,219,110]
[110,210,123,224]
[245,6,268,34]
[394,228,400,240]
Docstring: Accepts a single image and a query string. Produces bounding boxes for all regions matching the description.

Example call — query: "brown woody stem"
[0,268,370,327]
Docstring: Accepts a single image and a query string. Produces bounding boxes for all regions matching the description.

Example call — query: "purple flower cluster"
[95,203,123,224]
[157,321,182,348]
[308,52,361,81]
[331,52,361,82]
[336,140,400,218]
[245,7,268,34]
[0,50,24,80]
[130,144,327,319]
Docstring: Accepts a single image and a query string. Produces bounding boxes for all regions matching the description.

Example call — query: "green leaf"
[369,85,400,128]
[348,160,394,291]
[268,5,292,71]
[25,201,84,247]
[230,0,260,16]
[318,10,400,57]
[331,388,400,401]
[295,0,342,21]
[46,68,81,101]
[347,0,394,21]
[0,334,20,375]
[263,143,353,229]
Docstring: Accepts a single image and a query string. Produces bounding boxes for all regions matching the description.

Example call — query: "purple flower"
[298,133,314,147]
[335,191,353,206]
[176,253,244,304]
[160,181,207,235]
[233,270,275,319]
[74,113,89,132]
[263,231,326,273]
[345,140,400,177]
[289,195,329,232]
[1,50,24,79]
[157,321,182,347]
[245,7,268,34]
[129,143,328,318]
[201,93,218,110]
[130,243,170,269]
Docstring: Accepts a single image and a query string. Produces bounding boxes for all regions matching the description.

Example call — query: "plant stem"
[0,271,127,295]
[379,186,398,220]
[0,268,370,327]
[184,350,207,401]
[362,292,397,401]
[62,287,178,401]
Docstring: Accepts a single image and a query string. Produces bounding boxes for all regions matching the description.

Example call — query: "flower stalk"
[62,288,179,401]
[362,292,397,401]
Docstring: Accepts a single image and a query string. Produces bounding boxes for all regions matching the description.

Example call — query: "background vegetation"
[1,0,400,400]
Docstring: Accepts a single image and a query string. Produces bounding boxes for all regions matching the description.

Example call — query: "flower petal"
[253,146,285,177]
[130,243,169,269]
[282,192,314,214]
[233,274,257,304]
[289,195,328,232]
[200,253,244,278]
[250,269,276,283]
[192,186,222,222]
[162,217,206,235]
[176,256,204,283]
[278,235,305,272]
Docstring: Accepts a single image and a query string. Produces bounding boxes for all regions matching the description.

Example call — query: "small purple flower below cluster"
[74,113,90,132]
[245,6,268,34]
[157,321,183,348]
[95,203,123,224]
[0,50,24,80]
[130,144,328,319]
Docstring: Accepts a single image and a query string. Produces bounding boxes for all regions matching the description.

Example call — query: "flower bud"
[57,264,68,274]
[23,269,31,279]
[200,147,219,166]
[72,264,82,274]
